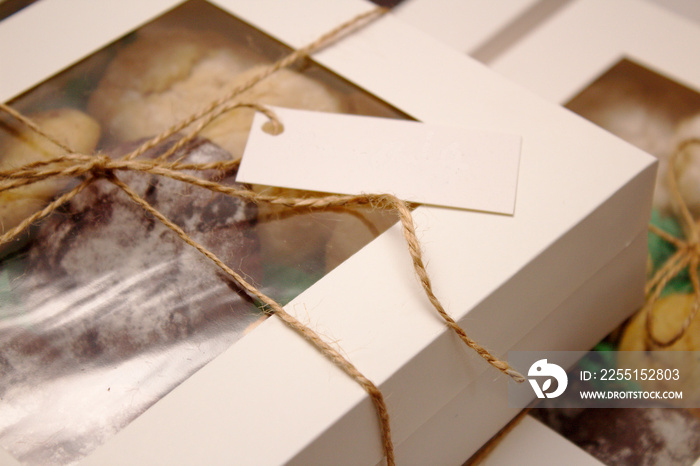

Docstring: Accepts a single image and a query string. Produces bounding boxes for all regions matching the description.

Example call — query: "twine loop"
[645,138,700,348]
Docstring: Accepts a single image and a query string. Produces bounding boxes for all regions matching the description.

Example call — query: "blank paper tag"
[236,107,521,214]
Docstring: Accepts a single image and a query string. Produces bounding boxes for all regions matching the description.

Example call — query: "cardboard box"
[489,1,700,464]
[490,0,700,104]
[391,0,700,61]
[481,416,604,466]
[0,0,656,464]
[391,0,539,53]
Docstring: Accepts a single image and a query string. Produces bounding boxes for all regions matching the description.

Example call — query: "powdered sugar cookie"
[0,108,100,236]
[620,293,700,352]
[88,27,345,156]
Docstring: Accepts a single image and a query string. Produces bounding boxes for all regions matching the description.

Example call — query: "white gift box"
[0,1,656,464]
[490,0,700,105]
[481,416,604,466]
[390,0,540,53]
[487,1,700,463]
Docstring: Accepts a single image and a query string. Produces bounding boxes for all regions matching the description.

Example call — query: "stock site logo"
[528,359,568,399]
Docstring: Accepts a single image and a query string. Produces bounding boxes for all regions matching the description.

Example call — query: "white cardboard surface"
[491,0,700,103]
[646,0,700,26]
[481,416,604,466]
[0,0,181,102]
[395,229,648,464]
[238,107,521,213]
[487,2,700,464]
[0,0,656,464]
[392,0,539,52]
[0,446,19,466]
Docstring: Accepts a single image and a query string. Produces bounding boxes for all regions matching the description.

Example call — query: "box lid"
[0,1,656,464]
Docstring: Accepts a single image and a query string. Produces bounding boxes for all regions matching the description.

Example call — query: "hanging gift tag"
[237,107,521,214]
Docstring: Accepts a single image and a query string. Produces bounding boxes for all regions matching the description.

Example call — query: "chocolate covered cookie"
[0,137,263,465]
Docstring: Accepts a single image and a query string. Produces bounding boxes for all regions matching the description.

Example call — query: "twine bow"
[645,138,700,348]
[0,7,524,464]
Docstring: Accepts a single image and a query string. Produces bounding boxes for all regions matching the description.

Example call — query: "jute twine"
[645,138,700,348]
[0,7,525,464]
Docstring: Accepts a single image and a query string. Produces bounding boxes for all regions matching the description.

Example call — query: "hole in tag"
[262,120,284,135]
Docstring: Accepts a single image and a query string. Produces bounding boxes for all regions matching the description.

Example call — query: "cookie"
[87,27,399,273]
[620,293,700,351]
[0,138,267,465]
[1,136,261,373]
[532,407,700,465]
[0,108,100,235]
[619,294,700,405]
[88,27,345,156]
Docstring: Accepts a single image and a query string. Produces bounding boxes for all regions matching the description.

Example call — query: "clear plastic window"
[0,1,407,463]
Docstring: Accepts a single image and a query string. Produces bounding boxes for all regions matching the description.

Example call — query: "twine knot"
[690,241,700,257]
[88,153,114,178]
[645,139,700,348]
